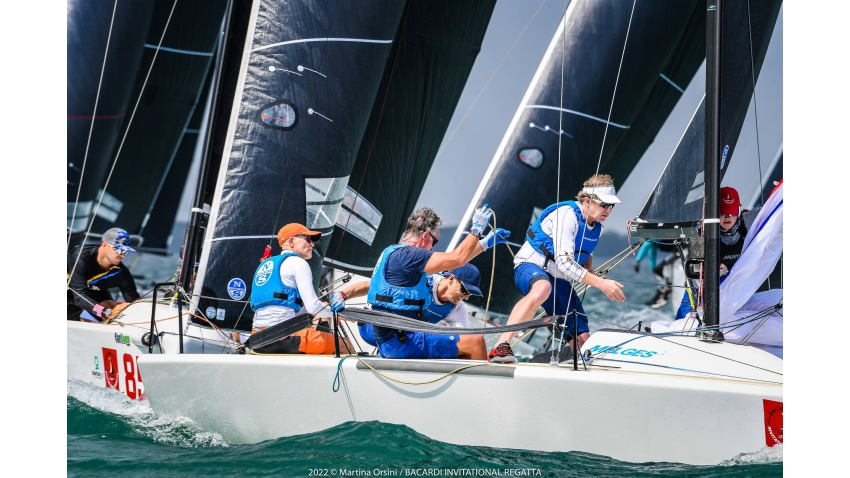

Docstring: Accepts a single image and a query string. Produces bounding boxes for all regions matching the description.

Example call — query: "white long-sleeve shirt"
[513,205,597,283]
[252,254,330,330]
[429,274,469,328]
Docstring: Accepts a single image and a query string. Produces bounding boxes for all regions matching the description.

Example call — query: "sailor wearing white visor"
[488,174,626,363]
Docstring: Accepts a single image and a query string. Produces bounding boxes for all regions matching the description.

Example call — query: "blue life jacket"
[249,251,304,311]
[421,275,454,324]
[526,201,602,268]
[367,244,432,316]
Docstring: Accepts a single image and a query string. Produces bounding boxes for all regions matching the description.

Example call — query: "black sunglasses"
[451,274,470,296]
[592,198,615,210]
[426,231,439,247]
[293,234,317,244]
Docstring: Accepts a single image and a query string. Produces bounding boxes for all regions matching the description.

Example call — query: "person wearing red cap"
[248,223,353,354]
[675,186,763,319]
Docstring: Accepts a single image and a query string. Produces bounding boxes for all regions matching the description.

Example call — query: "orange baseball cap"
[277,223,322,244]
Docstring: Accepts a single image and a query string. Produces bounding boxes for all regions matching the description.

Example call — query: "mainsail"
[193,0,408,330]
[67,0,156,240]
[323,0,497,274]
[634,0,782,232]
[448,0,707,315]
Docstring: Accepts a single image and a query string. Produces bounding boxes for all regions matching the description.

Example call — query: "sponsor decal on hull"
[763,399,783,446]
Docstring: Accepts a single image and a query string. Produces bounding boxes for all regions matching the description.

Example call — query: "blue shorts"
[358,323,378,347]
[514,262,588,338]
[375,331,460,359]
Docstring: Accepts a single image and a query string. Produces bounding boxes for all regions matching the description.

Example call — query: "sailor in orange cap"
[249,223,352,354]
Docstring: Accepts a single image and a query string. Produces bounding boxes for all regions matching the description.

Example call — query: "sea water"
[69,254,783,476]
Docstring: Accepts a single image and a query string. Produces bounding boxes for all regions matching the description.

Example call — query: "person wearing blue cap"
[329,206,509,359]
[67,227,140,322]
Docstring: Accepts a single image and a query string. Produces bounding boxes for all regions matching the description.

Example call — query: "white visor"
[583,186,621,204]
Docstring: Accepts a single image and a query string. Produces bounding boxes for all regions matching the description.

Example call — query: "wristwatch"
[103,308,112,318]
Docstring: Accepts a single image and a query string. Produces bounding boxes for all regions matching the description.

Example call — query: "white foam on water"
[720,444,783,465]
[68,380,228,448]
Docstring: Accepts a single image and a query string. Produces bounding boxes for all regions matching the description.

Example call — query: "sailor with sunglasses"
[249,223,353,354]
[488,174,627,363]
[67,227,140,322]
[347,263,485,348]
[330,206,509,360]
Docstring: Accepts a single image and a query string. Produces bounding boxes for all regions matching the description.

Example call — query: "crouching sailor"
[357,206,508,360]
[249,223,351,354]
[349,263,486,350]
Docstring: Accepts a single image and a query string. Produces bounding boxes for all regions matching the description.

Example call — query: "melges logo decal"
[588,345,661,358]
[114,333,130,346]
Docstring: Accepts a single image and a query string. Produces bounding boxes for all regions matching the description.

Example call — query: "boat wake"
[67,380,228,448]
[720,444,783,465]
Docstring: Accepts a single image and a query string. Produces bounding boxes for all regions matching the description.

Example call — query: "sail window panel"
[67,201,93,233]
[335,187,382,245]
[305,176,350,231]
[517,148,544,169]
[684,170,705,205]
[257,100,298,130]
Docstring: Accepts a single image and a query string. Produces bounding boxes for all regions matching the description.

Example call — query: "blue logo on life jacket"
[249,252,302,311]
[228,278,247,300]
[367,244,432,314]
[526,201,602,265]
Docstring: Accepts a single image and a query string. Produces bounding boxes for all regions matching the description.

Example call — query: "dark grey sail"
[103,0,229,249]
[67,0,155,242]
[633,0,782,235]
[194,0,407,330]
[140,67,216,253]
[323,0,497,275]
[448,0,707,315]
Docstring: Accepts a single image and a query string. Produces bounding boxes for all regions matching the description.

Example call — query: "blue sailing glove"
[479,228,511,251]
[329,292,346,312]
[470,203,493,237]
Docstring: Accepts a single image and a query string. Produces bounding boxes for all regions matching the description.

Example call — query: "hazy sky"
[416,1,784,236]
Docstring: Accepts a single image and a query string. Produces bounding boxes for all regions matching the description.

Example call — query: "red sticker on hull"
[763,399,783,446]
[102,348,120,391]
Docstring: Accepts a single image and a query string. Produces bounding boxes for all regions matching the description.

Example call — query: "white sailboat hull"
[67,300,236,400]
[138,330,782,465]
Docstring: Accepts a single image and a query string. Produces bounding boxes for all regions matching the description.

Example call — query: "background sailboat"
[67,0,229,259]
[447,0,709,316]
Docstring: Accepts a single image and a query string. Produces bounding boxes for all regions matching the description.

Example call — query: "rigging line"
[560,0,638,361]
[431,0,549,164]
[329,3,411,261]
[746,0,769,289]
[67,0,118,248]
[68,0,181,287]
[551,0,568,362]
[270,0,343,250]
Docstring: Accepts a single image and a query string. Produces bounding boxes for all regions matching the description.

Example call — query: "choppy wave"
[67,380,227,448]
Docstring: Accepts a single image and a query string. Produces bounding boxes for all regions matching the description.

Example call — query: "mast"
[179,0,235,298]
[701,0,722,341]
